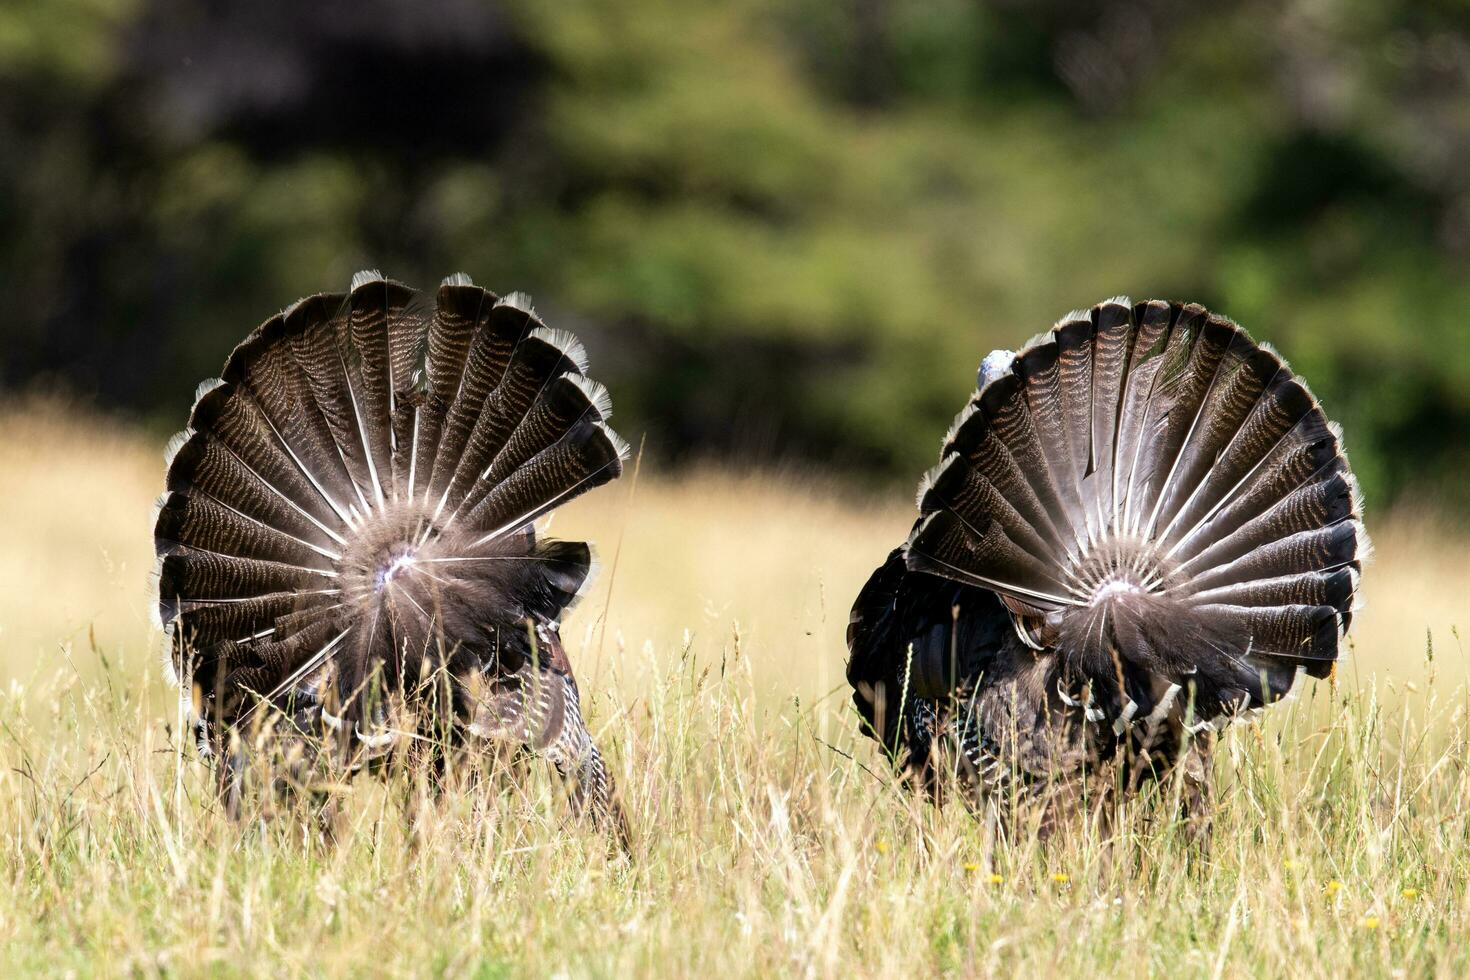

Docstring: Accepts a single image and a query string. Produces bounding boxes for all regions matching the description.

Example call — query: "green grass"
[2,401,1469,977]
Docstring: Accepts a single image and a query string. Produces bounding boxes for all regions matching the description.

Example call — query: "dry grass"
[3,398,1470,977]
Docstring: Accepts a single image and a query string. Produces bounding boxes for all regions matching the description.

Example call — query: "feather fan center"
[1066,534,1173,604]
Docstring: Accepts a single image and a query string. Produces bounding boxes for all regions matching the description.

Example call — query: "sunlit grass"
[2,398,1470,976]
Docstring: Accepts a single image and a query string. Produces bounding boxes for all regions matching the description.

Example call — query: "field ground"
[3,398,1470,977]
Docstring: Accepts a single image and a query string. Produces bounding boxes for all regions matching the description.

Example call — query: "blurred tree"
[1,0,1467,508]
[0,0,539,418]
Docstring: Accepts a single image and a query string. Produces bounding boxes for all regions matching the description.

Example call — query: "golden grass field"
[3,397,1470,977]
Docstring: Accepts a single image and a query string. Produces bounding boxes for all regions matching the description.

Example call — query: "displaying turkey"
[153,271,629,837]
[847,298,1367,835]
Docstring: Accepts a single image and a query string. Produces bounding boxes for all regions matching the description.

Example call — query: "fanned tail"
[155,271,628,833]
[905,299,1367,726]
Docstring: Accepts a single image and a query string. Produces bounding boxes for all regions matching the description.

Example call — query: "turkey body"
[153,272,628,835]
[847,299,1367,834]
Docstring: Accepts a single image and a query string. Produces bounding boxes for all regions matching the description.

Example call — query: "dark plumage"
[847,298,1368,834]
[154,271,628,836]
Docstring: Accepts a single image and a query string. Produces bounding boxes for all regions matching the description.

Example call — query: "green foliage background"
[3,0,1468,507]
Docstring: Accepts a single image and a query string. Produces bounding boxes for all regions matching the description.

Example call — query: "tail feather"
[190,381,350,528]
[154,491,338,570]
[165,593,329,648]
[280,296,379,514]
[1052,318,1097,532]
[165,433,344,550]
[384,290,432,500]
[345,275,418,503]
[976,374,1079,552]
[1133,312,1236,540]
[443,329,589,513]
[158,548,334,604]
[919,455,1055,563]
[1112,301,1174,535]
[1173,470,1356,579]
[907,511,1073,609]
[415,280,490,494]
[216,615,346,699]
[1189,567,1356,610]
[525,540,595,619]
[1160,371,1317,550]
[226,308,362,513]
[1151,342,1279,542]
[1085,300,1134,527]
[1191,603,1341,663]
[1014,341,1086,541]
[1184,521,1359,595]
[905,299,1367,722]
[424,300,532,507]
[462,419,628,537]
[1169,435,1347,570]
[473,373,612,494]
[947,399,1074,556]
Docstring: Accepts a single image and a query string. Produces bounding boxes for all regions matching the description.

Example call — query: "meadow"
[3,397,1470,978]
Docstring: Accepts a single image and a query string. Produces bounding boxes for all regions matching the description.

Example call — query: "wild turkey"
[847,298,1367,834]
[153,271,629,837]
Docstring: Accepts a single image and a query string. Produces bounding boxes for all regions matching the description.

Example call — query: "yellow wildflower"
[962,862,980,873]
[989,873,1004,885]
[1362,916,1381,930]
[875,839,889,855]
[1401,888,1420,900]
[1326,880,1342,896]
[1052,873,1070,884]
